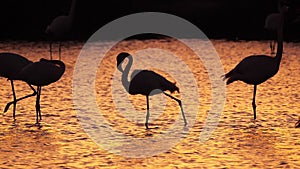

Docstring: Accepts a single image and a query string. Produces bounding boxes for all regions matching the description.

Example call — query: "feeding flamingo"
[0,52,36,120]
[116,52,187,129]
[7,58,65,123]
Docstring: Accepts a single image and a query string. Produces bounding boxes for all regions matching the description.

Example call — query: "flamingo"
[116,52,187,129]
[223,5,288,120]
[0,52,36,120]
[7,58,65,124]
[264,13,281,55]
[45,0,76,60]
[265,0,290,54]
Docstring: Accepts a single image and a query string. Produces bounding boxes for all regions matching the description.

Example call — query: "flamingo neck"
[274,7,285,67]
[68,0,76,20]
[121,55,132,92]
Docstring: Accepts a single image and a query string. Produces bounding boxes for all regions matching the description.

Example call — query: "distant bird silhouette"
[45,0,76,60]
[265,0,290,54]
[0,52,36,120]
[265,13,281,55]
[223,5,288,120]
[7,58,65,124]
[116,52,187,129]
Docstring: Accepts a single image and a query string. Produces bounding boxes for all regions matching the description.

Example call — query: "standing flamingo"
[45,0,76,60]
[223,5,288,120]
[265,0,290,54]
[116,52,187,129]
[7,58,65,124]
[265,13,281,55]
[0,52,36,120]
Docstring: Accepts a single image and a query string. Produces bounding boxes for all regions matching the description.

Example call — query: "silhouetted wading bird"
[265,13,281,55]
[0,52,36,120]
[116,52,187,129]
[45,0,76,60]
[7,58,65,124]
[223,5,288,120]
[264,0,289,55]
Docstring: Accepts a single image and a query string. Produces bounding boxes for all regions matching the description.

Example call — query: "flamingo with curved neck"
[117,52,187,129]
[46,0,77,60]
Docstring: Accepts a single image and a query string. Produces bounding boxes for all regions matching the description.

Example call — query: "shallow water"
[0,39,299,168]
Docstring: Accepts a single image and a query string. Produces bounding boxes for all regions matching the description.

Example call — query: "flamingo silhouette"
[265,13,281,55]
[45,0,76,60]
[223,5,288,120]
[7,58,65,123]
[0,52,36,120]
[116,52,187,129]
[265,0,290,54]
[264,0,287,55]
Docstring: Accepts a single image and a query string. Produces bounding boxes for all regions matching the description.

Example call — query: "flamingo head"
[280,5,289,13]
[279,0,290,14]
[117,52,130,72]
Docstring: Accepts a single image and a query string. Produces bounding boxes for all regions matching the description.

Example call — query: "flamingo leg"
[163,92,187,126]
[4,83,37,114]
[35,86,42,124]
[270,40,276,55]
[252,85,257,119]
[50,41,53,60]
[10,80,17,120]
[145,95,150,129]
[59,42,61,60]
[269,41,273,53]
[38,86,42,121]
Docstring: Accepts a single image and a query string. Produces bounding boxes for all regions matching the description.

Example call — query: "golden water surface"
[0,39,299,168]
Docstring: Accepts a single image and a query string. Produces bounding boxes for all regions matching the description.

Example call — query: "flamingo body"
[46,15,72,39]
[129,70,179,96]
[225,55,279,85]
[13,59,65,86]
[0,53,32,78]
[265,13,281,31]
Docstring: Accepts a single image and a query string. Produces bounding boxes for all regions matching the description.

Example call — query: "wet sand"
[0,39,299,168]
